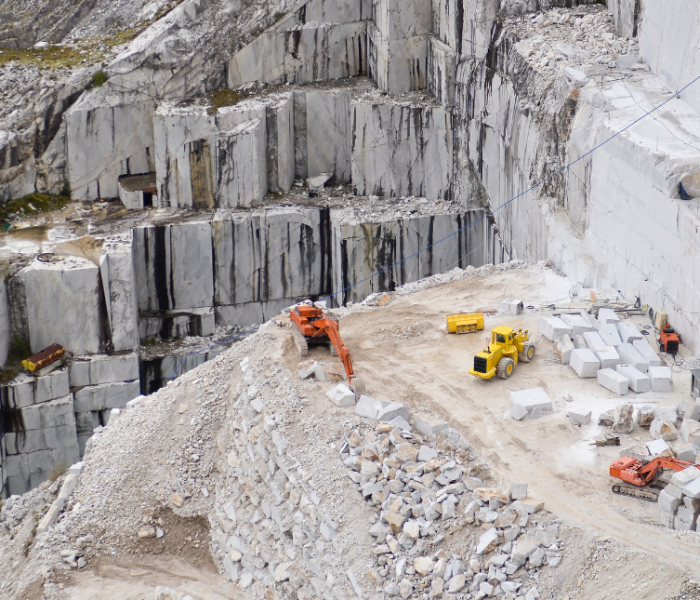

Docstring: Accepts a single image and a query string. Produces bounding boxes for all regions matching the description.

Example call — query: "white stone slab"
[616,343,648,373]
[583,331,606,350]
[499,299,523,315]
[412,413,448,436]
[553,334,574,364]
[633,339,663,367]
[538,317,572,341]
[646,438,672,457]
[327,383,356,407]
[560,314,593,337]
[597,308,620,327]
[592,346,620,369]
[351,99,452,199]
[355,395,380,419]
[570,349,600,378]
[509,388,552,414]
[597,368,629,395]
[617,321,643,344]
[19,256,104,356]
[616,364,651,393]
[649,366,673,392]
[598,324,622,346]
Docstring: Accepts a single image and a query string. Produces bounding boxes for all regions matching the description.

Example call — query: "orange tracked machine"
[290,304,357,388]
[610,455,700,501]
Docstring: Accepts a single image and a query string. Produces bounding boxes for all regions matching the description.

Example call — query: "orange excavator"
[290,303,358,389]
[610,455,699,501]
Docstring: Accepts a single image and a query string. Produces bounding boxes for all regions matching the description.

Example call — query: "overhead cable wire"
[321,71,700,302]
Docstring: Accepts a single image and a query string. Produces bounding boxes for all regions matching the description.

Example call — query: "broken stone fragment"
[650,417,679,442]
[612,403,634,434]
[414,556,434,575]
[637,406,655,428]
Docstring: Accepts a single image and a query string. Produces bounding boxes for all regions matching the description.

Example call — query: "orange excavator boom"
[290,304,355,386]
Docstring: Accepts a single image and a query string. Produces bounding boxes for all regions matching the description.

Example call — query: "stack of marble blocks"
[538,310,670,395]
[70,353,140,454]
[658,466,700,531]
[1,368,80,495]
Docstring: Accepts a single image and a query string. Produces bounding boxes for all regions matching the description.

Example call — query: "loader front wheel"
[497,357,515,379]
[519,343,535,363]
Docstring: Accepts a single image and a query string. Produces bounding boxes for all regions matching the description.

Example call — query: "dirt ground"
[17,264,700,600]
[333,266,700,592]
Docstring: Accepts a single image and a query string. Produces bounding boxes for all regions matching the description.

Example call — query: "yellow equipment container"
[469,325,535,380]
[446,312,484,334]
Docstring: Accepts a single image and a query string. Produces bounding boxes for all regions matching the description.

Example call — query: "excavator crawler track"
[611,483,661,502]
[292,328,309,357]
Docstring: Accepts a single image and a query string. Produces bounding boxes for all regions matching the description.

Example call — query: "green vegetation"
[207,88,241,115]
[49,463,67,482]
[274,12,286,22]
[92,70,108,87]
[9,334,31,362]
[0,29,141,69]
[1,192,70,226]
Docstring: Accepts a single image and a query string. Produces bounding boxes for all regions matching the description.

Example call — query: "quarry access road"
[339,264,700,577]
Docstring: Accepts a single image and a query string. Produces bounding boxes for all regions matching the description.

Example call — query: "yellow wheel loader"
[469,325,535,380]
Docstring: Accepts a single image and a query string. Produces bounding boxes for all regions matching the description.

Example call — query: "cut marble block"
[570,349,600,378]
[583,331,606,350]
[509,388,553,414]
[538,317,572,341]
[19,256,105,356]
[617,342,648,372]
[592,346,620,369]
[633,339,663,367]
[617,321,643,344]
[597,368,629,395]
[560,314,593,337]
[616,364,651,393]
[598,324,622,346]
[597,308,620,327]
[351,99,452,200]
[649,366,673,392]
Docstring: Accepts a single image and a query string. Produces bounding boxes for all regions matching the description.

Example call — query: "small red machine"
[290,304,356,387]
[659,324,681,354]
[610,456,698,501]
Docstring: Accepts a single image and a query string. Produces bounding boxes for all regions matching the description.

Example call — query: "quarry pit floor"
[325,266,700,574]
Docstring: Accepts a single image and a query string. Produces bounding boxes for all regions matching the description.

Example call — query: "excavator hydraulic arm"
[320,319,355,384]
[290,304,356,386]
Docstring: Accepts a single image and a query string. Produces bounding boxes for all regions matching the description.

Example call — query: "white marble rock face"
[0,278,9,368]
[19,256,106,356]
[305,90,352,182]
[330,210,485,305]
[133,221,215,312]
[228,22,366,88]
[373,0,432,40]
[428,38,457,106]
[213,209,331,308]
[99,242,140,353]
[65,99,155,200]
[367,24,428,93]
[351,100,453,199]
[216,118,268,208]
[266,94,295,194]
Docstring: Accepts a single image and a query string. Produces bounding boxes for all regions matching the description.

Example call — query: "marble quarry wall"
[3,0,700,498]
[0,203,490,496]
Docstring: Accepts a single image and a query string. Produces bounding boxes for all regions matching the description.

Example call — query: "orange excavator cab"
[290,304,357,389]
